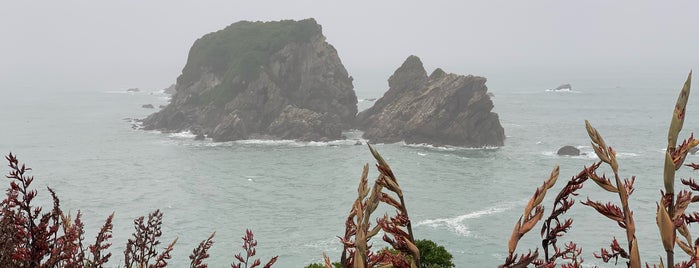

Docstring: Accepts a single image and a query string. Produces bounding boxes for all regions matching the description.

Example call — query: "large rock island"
[143,19,357,141]
[356,56,505,147]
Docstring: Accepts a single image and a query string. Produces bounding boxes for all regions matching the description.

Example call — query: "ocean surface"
[2,74,699,267]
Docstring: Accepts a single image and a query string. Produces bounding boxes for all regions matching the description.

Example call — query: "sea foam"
[402,142,501,151]
[416,203,515,236]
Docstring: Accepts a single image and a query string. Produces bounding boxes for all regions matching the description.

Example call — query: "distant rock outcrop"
[557,145,580,156]
[356,56,505,147]
[143,19,357,141]
[553,84,572,91]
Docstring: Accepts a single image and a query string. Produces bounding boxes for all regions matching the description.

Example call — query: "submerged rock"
[142,19,357,141]
[356,55,505,147]
[141,104,155,109]
[557,145,580,156]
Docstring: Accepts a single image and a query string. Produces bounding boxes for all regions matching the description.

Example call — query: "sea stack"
[143,19,357,141]
[356,55,505,147]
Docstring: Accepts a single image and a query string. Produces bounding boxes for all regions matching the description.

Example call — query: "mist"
[1,0,698,94]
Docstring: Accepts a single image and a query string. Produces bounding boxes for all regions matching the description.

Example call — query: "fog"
[1,1,698,94]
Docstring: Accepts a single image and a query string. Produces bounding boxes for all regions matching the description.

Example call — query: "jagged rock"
[267,105,343,141]
[356,56,505,147]
[142,19,357,141]
[557,145,580,156]
[142,104,155,109]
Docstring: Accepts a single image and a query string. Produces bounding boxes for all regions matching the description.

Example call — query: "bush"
[414,239,454,268]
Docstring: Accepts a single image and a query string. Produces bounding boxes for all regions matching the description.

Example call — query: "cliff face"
[356,55,505,147]
[143,19,357,141]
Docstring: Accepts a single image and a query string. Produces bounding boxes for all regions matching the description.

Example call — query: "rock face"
[162,84,176,94]
[143,19,357,141]
[356,56,505,147]
[557,145,580,156]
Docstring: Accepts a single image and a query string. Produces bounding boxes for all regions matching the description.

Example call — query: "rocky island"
[356,56,505,147]
[143,19,357,141]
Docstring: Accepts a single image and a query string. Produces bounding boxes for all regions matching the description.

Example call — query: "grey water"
[2,73,698,267]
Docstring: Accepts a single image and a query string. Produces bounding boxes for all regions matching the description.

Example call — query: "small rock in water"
[557,145,580,156]
[354,140,363,145]
[126,88,140,92]
[194,133,206,141]
[553,84,572,91]
[142,104,155,109]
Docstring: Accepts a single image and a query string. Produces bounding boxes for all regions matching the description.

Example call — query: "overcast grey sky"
[1,1,698,93]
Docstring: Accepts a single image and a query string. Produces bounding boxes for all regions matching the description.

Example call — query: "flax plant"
[501,71,699,268]
[657,71,698,268]
[336,145,420,268]
[501,119,642,268]
[582,121,640,267]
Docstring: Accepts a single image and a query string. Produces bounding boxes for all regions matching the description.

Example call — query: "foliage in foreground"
[0,153,277,268]
[500,71,696,268]
[306,239,454,268]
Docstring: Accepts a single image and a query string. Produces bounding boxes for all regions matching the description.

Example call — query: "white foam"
[235,139,298,146]
[150,128,367,147]
[168,131,196,139]
[230,138,367,148]
[544,89,581,93]
[416,203,514,236]
[103,90,133,94]
[403,142,501,151]
[617,152,639,158]
[543,150,638,159]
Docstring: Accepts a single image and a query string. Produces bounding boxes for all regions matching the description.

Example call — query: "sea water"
[2,75,699,267]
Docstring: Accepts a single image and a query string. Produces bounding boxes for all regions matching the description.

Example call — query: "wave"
[168,131,197,139]
[544,89,582,93]
[402,142,501,151]
[416,203,516,236]
[156,130,367,147]
[235,138,366,147]
[103,90,136,94]
[541,150,639,159]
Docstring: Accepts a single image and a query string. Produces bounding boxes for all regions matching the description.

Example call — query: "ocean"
[2,73,698,267]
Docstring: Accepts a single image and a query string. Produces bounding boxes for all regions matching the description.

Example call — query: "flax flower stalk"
[661,71,694,267]
[584,121,640,267]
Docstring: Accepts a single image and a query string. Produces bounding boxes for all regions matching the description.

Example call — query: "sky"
[1,1,698,94]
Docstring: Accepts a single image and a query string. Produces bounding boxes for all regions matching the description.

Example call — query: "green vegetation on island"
[178,19,320,105]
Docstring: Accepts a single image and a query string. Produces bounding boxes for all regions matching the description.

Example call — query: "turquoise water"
[2,75,699,267]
